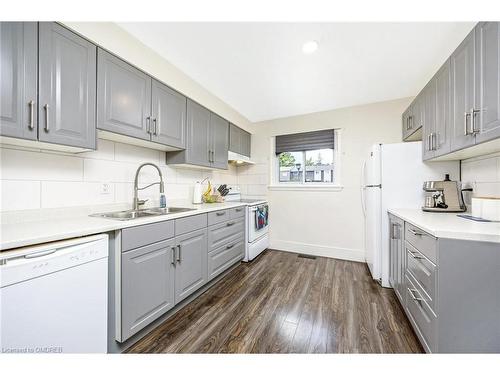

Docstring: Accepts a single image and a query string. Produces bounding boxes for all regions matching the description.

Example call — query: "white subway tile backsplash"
[0,148,83,181]
[41,181,115,208]
[0,180,41,211]
[0,139,244,212]
[114,142,161,164]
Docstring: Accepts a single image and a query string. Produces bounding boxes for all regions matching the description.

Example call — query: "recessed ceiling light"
[302,40,318,54]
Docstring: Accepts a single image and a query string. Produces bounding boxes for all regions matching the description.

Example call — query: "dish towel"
[255,206,269,230]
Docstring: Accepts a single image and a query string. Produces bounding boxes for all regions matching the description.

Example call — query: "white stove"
[224,186,269,261]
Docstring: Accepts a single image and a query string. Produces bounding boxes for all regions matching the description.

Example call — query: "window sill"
[267,184,344,192]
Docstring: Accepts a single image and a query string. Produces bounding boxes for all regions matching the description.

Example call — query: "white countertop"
[388,208,500,243]
[0,201,255,251]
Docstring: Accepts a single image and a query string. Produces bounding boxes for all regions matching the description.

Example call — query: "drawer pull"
[171,247,176,266]
[226,221,235,226]
[235,208,243,212]
[408,250,424,259]
[226,244,235,250]
[409,228,424,236]
[216,212,226,216]
[408,287,425,302]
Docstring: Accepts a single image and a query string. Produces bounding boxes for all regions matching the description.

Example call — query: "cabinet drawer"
[207,209,230,226]
[208,237,244,281]
[122,220,175,252]
[405,274,437,353]
[229,206,246,220]
[406,242,437,309]
[175,213,207,236]
[405,222,437,263]
[208,218,245,252]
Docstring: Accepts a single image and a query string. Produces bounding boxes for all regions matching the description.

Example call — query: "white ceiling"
[118,22,475,122]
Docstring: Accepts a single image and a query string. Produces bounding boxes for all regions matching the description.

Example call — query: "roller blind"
[275,129,335,155]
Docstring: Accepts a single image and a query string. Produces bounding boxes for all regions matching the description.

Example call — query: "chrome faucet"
[133,163,165,210]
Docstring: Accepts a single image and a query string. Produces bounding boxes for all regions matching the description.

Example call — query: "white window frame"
[269,129,343,192]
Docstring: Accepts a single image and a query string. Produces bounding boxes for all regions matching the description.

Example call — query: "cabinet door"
[395,222,405,300]
[389,218,396,289]
[0,22,37,141]
[151,79,186,149]
[210,112,229,169]
[229,123,241,153]
[185,99,211,167]
[475,22,500,144]
[240,129,251,157]
[402,106,414,140]
[450,29,476,151]
[434,60,452,157]
[422,84,436,160]
[38,23,96,149]
[121,238,176,341]
[174,228,208,304]
[97,48,151,140]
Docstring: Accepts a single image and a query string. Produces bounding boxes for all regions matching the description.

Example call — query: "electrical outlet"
[100,183,111,195]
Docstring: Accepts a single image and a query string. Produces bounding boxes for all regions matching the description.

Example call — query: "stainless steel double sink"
[90,207,196,221]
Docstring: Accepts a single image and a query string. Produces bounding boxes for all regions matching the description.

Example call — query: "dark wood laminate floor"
[127,250,423,353]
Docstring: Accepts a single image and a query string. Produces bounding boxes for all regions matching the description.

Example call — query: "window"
[274,129,340,187]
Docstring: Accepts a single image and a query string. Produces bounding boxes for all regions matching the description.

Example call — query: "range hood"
[228,150,255,165]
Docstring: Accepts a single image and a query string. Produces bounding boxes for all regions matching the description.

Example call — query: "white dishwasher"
[0,234,108,353]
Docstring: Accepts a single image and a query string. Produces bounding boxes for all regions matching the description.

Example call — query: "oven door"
[248,204,269,242]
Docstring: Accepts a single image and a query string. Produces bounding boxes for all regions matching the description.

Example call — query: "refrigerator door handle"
[361,160,367,217]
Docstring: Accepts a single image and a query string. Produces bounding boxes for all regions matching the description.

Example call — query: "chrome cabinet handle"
[28,100,35,129]
[408,115,412,130]
[146,117,151,134]
[432,133,437,151]
[171,247,176,266]
[409,228,424,236]
[226,221,235,227]
[43,104,49,132]
[408,288,425,302]
[177,244,181,263]
[427,134,432,151]
[152,118,157,135]
[464,111,471,135]
[471,108,480,134]
[216,211,226,216]
[226,243,235,250]
[408,249,424,259]
[235,208,243,212]
[208,150,212,163]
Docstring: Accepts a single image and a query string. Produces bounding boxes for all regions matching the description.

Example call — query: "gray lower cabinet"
[208,238,245,281]
[229,123,251,157]
[97,48,152,140]
[38,23,96,149]
[174,228,208,304]
[151,79,186,148]
[121,238,176,341]
[388,214,404,301]
[390,215,500,353]
[0,22,38,141]
[474,22,500,144]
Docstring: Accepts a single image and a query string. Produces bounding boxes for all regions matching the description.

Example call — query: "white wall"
[243,98,413,262]
[0,141,237,212]
[461,152,500,207]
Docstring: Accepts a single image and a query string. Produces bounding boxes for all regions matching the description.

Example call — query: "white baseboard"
[270,239,365,263]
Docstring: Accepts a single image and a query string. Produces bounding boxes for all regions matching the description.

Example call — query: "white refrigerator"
[361,142,459,287]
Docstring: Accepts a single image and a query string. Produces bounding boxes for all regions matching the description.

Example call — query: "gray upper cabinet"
[474,22,500,144]
[0,22,37,141]
[121,238,176,341]
[38,23,96,149]
[174,228,208,304]
[433,60,452,157]
[229,123,251,157]
[449,28,476,151]
[151,79,186,149]
[97,48,152,141]
[422,84,436,160]
[402,106,414,140]
[210,113,229,169]
[167,99,230,169]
